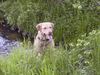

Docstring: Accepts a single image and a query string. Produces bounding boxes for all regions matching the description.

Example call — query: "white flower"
[27,9,30,12]
[76,43,81,46]
[81,34,86,37]
[78,54,83,58]
[89,30,96,35]
[78,5,82,9]
[69,43,74,47]
[72,4,78,8]
[72,3,82,10]
[84,51,91,55]
[77,39,85,44]
[84,61,89,64]
[84,42,90,46]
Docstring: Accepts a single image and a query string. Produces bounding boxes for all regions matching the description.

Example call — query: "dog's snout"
[42,32,52,36]
[43,33,46,36]
[49,32,52,36]
[46,39,49,41]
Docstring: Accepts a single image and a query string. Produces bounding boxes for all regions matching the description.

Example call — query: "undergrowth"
[0,30,100,75]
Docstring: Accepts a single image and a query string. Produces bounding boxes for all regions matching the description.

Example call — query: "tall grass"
[91,30,100,75]
[0,44,79,75]
[0,30,99,75]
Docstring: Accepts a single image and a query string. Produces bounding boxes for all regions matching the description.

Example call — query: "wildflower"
[81,33,86,37]
[27,9,30,12]
[84,61,90,64]
[77,39,84,43]
[77,39,84,46]
[78,5,82,9]
[72,4,78,8]
[69,43,74,47]
[84,51,91,55]
[84,42,90,46]
[89,30,96,35]
[78,54,83,59]
[76,43,82,46]
[72,3,82,10]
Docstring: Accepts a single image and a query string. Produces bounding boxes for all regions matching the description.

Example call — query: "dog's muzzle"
[38,32,53,42]
[37,31,53,42]
[43,32,53,41]
[38,36,53,42]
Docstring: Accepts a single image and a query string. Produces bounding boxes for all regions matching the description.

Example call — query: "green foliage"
[0,0,99,43]
[91,30,100,75]
[0,44,79,75]
[0,30,99,75]
[69,30,100,75]
[0,0,100,75]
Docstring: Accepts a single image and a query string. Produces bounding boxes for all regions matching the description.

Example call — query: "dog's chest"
[40,41,50,49]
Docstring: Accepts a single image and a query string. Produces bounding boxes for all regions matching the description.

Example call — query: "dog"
[34,22,55,55]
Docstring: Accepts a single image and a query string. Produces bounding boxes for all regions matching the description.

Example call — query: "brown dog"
[34,22,55,55]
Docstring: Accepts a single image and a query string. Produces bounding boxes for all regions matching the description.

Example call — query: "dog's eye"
[44,27,47,29]
[49,27,52,28]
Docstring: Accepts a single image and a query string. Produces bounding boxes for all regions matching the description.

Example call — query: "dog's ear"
[51,23,54,28]
[36,23,42,31]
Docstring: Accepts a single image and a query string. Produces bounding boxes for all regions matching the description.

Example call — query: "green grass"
[91,31,100,75]
[0,30,99,75]
[0,1,99,75]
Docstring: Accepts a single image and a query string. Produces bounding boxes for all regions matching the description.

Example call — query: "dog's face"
[36,22,54,41]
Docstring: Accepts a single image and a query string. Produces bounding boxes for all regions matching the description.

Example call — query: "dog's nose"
[46,39,49,41]
[43,33,46,36]
[49,32,52,36]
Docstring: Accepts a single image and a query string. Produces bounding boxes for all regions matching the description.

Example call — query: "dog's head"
[36,22,54,41]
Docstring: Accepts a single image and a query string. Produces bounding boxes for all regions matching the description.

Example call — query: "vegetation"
[0,0,100,75]
[0,30,100,75]
[0,0,99,43]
